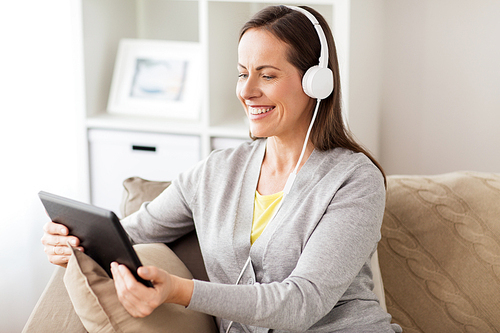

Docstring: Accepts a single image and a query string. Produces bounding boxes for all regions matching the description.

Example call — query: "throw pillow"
[64,243,217,333]
[120,177,171,218]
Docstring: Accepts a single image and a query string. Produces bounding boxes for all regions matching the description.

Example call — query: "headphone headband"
[286,6,329,68]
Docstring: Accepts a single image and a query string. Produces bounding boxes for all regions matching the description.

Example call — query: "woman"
[42,5,402,332]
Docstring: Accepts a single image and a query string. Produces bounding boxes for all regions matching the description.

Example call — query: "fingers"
[41,221,82,267]
[111,263,148,317]
[42,233,79,248]
[42,243,82,256]
[43,221,68,236]
[111,263,162,318]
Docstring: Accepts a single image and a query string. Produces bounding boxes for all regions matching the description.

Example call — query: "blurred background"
[1,0,499,332]
[1,1,84,332]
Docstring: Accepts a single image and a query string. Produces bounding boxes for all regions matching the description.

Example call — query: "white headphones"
[287,6,334,100]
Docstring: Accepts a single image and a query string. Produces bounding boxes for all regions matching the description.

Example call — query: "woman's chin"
[249,125,270,139]
[250,131,268,138]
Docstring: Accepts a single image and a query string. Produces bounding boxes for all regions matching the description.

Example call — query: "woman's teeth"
[249,106,274,115]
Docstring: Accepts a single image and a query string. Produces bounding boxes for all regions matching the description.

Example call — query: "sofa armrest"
[22,267,87,333]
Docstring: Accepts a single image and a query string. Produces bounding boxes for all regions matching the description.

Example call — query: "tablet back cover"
[39,191,152,287]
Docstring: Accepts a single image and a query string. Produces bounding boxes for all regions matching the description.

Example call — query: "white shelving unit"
[71,0,383,209]
[80,0,350,149]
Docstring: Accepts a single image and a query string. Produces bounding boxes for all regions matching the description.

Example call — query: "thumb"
[137,266,165,283]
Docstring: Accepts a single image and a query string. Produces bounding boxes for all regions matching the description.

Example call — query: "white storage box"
[88,129,201,216]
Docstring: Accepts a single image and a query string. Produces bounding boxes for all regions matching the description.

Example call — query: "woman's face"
[237,28,314,141]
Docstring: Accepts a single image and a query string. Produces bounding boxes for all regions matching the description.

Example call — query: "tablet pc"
[39,191,153,288]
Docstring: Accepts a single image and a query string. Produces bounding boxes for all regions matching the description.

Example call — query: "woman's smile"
[248,106,275,115]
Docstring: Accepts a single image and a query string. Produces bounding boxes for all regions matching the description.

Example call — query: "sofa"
[22,171,500,332]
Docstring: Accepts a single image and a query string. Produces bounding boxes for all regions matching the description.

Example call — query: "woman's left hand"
[111,262,194,317]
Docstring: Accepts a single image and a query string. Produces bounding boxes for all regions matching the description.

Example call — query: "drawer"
[88,129,201,216]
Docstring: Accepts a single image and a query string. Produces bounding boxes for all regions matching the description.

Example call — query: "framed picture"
[107,39,201,120]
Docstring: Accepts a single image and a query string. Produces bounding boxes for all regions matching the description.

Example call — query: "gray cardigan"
[122,139,402,333]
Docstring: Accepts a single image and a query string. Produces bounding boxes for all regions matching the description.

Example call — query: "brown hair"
[239,5,385,182]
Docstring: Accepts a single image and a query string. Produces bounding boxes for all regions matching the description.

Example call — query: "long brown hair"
[240,5,385,182]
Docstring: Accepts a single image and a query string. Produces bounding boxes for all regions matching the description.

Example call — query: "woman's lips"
[248,106,275,115]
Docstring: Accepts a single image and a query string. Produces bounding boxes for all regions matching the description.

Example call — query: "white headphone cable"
[283,98,321,195]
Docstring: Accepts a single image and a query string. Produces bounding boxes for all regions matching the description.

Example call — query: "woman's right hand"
[41,221,83,267]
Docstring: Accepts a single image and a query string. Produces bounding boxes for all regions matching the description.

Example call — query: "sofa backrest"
[379,171,500,332]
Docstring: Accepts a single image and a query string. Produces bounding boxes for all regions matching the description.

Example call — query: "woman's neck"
[257,136,314,195]
[265,136,314,173]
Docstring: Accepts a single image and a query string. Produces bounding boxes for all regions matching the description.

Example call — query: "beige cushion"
[64,243,217,333]
[120,177,171,218]
[378,171,500,332]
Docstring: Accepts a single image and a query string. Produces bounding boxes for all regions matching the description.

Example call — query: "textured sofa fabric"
[22,267,87,333]
[379,171,500,332]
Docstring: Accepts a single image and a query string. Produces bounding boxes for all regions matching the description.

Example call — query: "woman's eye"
[238,73,248,79]
[262,75,274,80]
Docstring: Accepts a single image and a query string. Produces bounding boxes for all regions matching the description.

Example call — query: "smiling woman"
[40,5,400,333]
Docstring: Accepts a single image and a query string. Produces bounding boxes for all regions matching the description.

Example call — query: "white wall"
[380,0,500,175]
[0,1,86,332]
[348,0,385,159]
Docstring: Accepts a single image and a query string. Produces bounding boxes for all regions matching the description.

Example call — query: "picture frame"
[107,39,201,120]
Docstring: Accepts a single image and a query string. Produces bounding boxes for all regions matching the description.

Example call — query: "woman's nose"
[238,76,261,100]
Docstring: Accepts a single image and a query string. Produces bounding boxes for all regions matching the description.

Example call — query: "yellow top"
[251,190,284,245]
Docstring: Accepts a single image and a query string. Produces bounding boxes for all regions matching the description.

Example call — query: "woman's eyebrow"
[237,63,281,71]
[256,65,281,71]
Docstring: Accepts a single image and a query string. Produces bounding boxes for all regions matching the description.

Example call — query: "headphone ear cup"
[302,66,334,100]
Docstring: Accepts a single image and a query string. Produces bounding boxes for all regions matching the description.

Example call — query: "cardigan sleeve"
[187,163,386,331]
[120,160,203,245]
